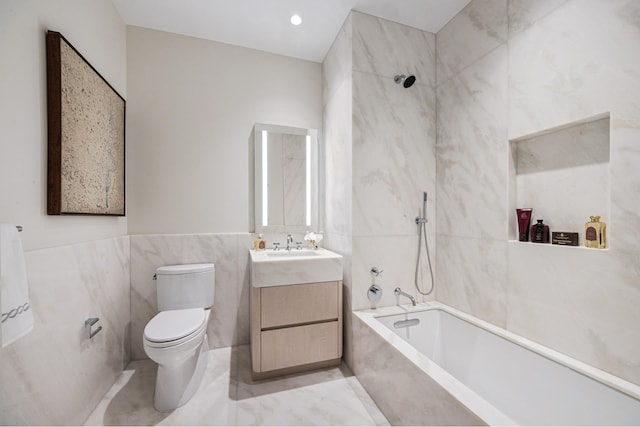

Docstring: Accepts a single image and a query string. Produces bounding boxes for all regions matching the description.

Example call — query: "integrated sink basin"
[265,249,320,258]
[250,247,343,287]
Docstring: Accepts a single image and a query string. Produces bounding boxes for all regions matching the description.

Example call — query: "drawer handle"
[262,318,338,331]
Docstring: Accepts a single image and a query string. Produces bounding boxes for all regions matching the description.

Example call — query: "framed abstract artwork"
[46,31,125,216]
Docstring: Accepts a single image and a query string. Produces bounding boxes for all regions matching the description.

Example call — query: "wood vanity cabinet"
[250,280,343,379]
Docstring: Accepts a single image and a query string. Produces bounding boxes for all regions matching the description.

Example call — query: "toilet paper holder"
[85,317,102,339]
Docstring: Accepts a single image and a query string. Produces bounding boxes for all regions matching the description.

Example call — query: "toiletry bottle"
[516,209,533,242]
[530,219,550,243]
[253,234,266,251]
[585,216,606,249]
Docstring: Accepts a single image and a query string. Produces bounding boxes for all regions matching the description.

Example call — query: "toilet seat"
[144,308,207,348]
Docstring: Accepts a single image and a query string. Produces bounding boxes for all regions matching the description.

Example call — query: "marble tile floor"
[84,345,389,426]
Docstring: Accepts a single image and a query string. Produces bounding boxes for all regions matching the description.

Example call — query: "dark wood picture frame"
[46,31,126,216]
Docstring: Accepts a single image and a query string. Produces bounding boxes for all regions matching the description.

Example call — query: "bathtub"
[353,302,640,426]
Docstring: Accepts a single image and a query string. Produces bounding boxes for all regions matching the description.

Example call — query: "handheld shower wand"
[423,191,427,218]
[415,191,434,296]
[416,191,427,224]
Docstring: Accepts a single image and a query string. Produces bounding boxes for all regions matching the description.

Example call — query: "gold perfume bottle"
[253,233,266,251]
[585,216,606,249]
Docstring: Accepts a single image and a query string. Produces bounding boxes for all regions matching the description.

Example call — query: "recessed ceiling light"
[290,14,302,26]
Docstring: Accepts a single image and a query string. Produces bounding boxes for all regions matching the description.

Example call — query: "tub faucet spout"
[394,287,416,306]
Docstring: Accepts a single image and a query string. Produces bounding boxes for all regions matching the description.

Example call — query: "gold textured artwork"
[46,31,125,215]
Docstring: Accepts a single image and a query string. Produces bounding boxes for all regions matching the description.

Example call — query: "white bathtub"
[354,303,640,426]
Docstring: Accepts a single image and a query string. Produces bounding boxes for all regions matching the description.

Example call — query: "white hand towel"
[0,224,34,347]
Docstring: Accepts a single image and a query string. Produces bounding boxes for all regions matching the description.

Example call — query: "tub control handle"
[367,284,382,303]
[393,318,420,329]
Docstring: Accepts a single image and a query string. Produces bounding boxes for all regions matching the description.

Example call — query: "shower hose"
[415,216,435,296]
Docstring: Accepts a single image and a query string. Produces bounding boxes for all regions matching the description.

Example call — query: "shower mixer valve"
[368,267,384,304]
[367,284,382,303]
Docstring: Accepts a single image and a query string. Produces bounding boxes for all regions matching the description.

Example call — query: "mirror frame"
[251,123,318,234]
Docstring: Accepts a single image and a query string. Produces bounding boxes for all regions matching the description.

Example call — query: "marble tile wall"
[350,11,437,310]
[322,13,354,366]
[512,117,611,236]
[0,237,130,425]
[508,0,640,251]
[436,0,508,86]
[322,10,437,368]
[129,233,251,360]
[507,0,570,35]
[323,13,353,240]
[435,38,509,327]
[506,243,640,385]
[436,45,509,242]
[436,0,640,385]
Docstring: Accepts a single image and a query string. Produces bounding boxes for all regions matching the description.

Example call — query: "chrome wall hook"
[85,317,102,339]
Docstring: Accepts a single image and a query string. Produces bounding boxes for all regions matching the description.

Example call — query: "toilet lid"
[144,308,206,343]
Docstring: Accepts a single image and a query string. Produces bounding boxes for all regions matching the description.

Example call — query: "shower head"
[394,74,416,88]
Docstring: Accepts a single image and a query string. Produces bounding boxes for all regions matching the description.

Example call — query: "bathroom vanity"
[249,248,343,380]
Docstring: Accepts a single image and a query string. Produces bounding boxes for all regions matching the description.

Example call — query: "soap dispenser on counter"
[585,216,606,249]
[253,234,266,251]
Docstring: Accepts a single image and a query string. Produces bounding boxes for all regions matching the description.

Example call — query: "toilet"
[143,263,215,412]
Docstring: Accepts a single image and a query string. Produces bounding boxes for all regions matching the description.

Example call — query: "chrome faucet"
[394,287,416,306]
[286,234,294,251]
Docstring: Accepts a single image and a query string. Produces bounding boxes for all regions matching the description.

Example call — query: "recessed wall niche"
[508,114,611,245]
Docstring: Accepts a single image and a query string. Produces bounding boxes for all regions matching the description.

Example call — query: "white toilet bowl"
[143,308,210,412]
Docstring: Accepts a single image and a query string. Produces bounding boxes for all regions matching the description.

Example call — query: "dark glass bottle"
[530,219,550,243]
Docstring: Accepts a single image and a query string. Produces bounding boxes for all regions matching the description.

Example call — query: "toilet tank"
[156,263,215,311]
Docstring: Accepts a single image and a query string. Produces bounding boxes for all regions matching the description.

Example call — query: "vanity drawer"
[260,281,339,328]
[260,321,339,372]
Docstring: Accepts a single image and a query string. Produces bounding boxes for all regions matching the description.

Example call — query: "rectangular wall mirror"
[250,123,318,233]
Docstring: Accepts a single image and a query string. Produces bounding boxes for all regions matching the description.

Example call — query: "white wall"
[0,3,130,424]
[126,26,322,234]
[0,0,127,251]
